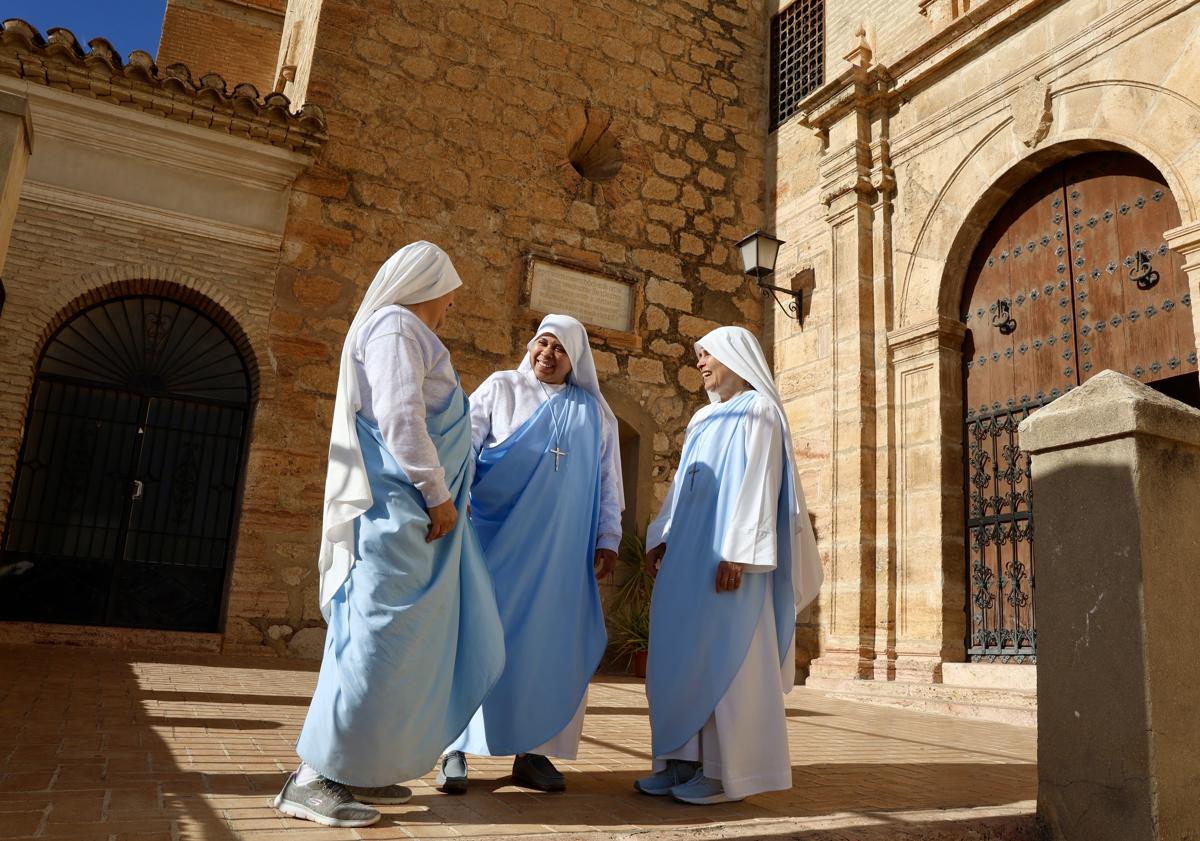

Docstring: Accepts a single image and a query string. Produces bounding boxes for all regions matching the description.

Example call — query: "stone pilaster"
[0,90,32,279]
[801,52,896,681]
[806,139,879,681]
[885,315,966,682]
[1165,221,1200,371]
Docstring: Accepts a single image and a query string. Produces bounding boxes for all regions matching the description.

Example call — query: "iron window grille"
[770,0,825,131]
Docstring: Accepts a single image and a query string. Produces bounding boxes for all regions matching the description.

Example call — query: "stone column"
[1019,370,1200,841]
[885,316,967,682]
[0,91,33,280]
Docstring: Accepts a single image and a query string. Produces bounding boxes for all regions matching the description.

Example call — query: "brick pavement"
[0,645,1037,840]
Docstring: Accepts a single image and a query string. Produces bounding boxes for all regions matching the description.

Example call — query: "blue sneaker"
[634,760,701,796]
[670,773,742,805]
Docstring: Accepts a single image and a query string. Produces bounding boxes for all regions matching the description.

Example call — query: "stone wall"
[820,0,924,83]
[225,0,771,655]
[772,0,1200,681]
[158,0,286,94]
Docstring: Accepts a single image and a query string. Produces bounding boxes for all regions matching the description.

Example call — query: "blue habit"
[450,385,606,756]
[296,387,505,786]
[646,390,796,757]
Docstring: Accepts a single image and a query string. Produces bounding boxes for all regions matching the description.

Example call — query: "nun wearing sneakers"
[274,242,505,828]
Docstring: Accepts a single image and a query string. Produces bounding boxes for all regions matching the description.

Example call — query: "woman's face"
[531,333,572,384]
[408,289,457,333]
[696,347,744,401]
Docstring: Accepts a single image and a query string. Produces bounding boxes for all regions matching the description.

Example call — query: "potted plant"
[606,531,654,677]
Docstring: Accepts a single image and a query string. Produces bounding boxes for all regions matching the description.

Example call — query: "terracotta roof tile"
[0,18,326,154]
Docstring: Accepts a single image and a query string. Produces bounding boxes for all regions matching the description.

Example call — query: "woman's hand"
[594,548,617,580]
[426,499,458,542]
[646,542,666,579]
[715,560,744,592]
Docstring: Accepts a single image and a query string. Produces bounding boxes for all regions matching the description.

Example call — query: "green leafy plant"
[606,531,654,662]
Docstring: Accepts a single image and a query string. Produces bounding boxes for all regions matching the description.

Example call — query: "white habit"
[355,305,457,507]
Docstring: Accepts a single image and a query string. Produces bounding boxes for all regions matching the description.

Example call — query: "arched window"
[0,296,252,632]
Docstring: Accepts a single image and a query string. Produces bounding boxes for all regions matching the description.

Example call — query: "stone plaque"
[528,259,633,332]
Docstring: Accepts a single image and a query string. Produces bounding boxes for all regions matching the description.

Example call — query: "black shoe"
[436,750,468,794]
[512,753,566,792]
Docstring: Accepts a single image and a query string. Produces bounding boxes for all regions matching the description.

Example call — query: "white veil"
[317,241,463,617]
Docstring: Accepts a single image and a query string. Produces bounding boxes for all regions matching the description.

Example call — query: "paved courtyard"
[0,645,1037,840]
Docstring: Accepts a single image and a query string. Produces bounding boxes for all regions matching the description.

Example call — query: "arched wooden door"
[961,152,1196,663]
[0,296,252,632]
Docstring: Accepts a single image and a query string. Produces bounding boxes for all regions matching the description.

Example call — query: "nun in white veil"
[277,242,504,828]
[439,314,623,793]
[636,325,821,805]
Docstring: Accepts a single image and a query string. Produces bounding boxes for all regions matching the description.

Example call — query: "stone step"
[805,676,1038,727]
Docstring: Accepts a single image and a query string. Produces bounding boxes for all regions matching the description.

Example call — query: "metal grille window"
[770,0,825,130]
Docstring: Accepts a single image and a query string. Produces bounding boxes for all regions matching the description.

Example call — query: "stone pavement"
[0,645,1038,840]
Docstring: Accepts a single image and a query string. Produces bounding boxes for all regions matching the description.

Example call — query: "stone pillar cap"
[1018,369,1200,453]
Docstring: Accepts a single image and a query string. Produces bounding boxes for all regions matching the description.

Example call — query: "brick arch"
[898,80,1200,329]
[27,263,270,400]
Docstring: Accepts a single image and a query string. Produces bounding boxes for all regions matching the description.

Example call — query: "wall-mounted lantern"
[736,230,804,324]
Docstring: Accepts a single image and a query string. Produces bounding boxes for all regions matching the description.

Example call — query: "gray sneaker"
[671,772,742,805]
[273,771,381,827]
[350,783,413,804]
[634,760,701,796]
[437,750,468,794]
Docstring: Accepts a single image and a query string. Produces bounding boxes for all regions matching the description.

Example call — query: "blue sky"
[3,1,167,57]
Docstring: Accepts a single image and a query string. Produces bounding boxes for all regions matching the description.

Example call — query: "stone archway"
[887,81,1200,676]
[0,292,256,633]
[959,150,1195,664]
[603,389,659,536]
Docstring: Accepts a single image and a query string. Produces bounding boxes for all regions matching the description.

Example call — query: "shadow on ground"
[0,645,1037,840]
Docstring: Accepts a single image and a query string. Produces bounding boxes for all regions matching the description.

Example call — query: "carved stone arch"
[26,263,270,401]
[601,387,659,536]
[884,80,1200,678]
[899,81,1200,329]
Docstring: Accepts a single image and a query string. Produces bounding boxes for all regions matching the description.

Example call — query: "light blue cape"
[450,385,606,756]
[646,390,796,756]
[297,387,505,786]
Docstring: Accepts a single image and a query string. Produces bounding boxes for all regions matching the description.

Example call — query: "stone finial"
[844,24,873,69]
[1010,78,1052,148]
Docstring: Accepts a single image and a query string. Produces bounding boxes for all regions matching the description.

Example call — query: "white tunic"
[354,305,457,507]
[470,369,624,551]
[647,390,793,799]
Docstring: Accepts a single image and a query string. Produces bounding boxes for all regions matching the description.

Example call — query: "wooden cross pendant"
[551,446,568,471]
[687,463,701,490]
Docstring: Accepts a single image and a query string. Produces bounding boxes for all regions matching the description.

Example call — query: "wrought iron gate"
[0,296,250,632]
[964,400,1046,663]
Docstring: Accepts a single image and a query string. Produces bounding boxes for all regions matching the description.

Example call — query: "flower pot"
[633,649,648,678]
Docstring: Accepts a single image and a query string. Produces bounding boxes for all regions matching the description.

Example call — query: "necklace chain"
[537,380,568,469]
